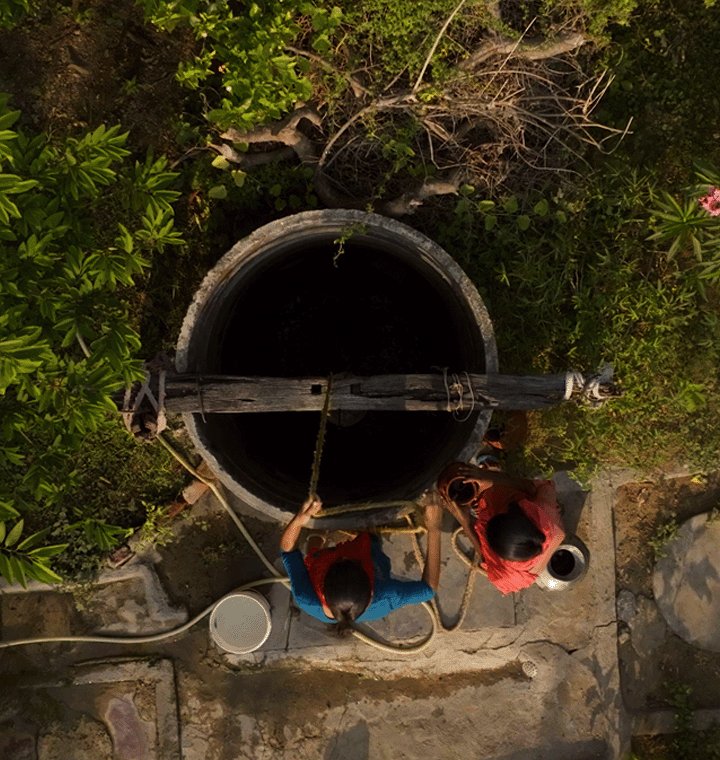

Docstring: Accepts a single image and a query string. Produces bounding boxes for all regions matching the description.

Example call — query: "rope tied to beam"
[441,368,476,421]
[563,364,620,407]
[121,366,167,440]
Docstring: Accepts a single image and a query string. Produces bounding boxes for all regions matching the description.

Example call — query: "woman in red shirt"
[437,462,565,595]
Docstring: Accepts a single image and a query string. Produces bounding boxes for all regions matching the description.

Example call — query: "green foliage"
[136,0,327,130]
[600,0,720,176]
[0,94,184,520]
[431,163,720,475]
[648,162,720,283]
[26,419,185,581]
[648,518,679,560]
[335,0,477,80]
[67,518,132,552]
[135,501,176,549]
[560,0,639,38]
[668,683,720,760]
[0,0,34,28]
[0,518,68,587]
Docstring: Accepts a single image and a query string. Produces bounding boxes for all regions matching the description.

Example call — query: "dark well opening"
[184,222,491,516]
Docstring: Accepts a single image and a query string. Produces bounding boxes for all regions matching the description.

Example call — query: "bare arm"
[279,495,323,553]
[453,463,536,496]
[421,496,443,592]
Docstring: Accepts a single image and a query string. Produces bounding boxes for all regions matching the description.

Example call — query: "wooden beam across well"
[115,372,620,415]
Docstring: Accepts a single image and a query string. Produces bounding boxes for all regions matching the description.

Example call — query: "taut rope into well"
[308,374,333,499]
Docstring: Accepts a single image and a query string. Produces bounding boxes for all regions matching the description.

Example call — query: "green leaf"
[0,503,20,521]
[208,185,227,199]
[503,196,518,213]
[0,551,13,584]
[4,519,24,547]
[517,215,531,231]
[0,109,21,130]
[25,561,63,585]
[28,543,69,560]
[17,526,52,551]
[312,35,331,53]
[211,155,230,170]
[9,554,27,588]
[0,522,5,543]
[484,214,497,231]
[534,199,549,216]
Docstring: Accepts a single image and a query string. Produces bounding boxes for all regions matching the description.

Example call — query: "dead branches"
[209,19,628,216]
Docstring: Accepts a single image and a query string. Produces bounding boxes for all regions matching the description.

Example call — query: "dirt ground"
[614,471,720,710]
[0,0,191,154]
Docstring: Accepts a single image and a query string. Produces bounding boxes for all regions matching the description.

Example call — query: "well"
[176,210,497,526]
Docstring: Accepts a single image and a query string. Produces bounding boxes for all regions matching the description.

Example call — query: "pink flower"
[700,187,720,217]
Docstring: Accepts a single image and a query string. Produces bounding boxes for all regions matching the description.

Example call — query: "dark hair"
[486,502,545,561]
[323,558,372,636]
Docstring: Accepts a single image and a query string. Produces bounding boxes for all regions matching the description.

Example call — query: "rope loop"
[121,367,168,440]
[441,368,477,421]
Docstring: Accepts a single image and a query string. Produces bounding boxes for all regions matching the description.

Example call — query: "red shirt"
[474,481,564,594]
[303,532,375,608]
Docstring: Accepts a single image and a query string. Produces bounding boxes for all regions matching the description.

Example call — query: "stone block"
[182,479,210,505]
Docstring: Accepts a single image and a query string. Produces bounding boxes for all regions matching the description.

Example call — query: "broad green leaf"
[208,184,227,199]
[0,551,13,584]
[28,543,69,559]
[25,561,63,585]
[211,155,230,170]
[8,554,27,588]
[4,519,23,547]
[17,525,52,551]
[0,109,21,130]
[0,503,20,522]
[534,199,549,216]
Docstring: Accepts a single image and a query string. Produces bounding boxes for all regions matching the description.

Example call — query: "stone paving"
[653,512,720,653]
[0,468,703,760]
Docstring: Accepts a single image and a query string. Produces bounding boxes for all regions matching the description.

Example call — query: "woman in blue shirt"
[280,495,442,634]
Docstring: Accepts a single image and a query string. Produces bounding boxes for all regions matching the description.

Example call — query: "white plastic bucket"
[209,591,272,654]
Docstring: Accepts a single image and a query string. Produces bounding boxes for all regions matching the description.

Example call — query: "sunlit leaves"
[0,95,184,517]
[0,519,68,587]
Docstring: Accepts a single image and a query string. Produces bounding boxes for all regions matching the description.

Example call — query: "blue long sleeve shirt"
[281,541,434,623]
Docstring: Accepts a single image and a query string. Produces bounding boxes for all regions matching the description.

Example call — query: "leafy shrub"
[648,161,720,283]
[136,0,327,130]
[0,93,184,582]
[0,519,67,587]
[0,0,34,28]
[432,164,720,475]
